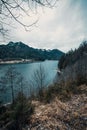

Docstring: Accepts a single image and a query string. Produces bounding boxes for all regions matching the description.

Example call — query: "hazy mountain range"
[0,42,64,61]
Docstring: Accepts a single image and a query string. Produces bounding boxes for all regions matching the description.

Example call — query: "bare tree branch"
[0,0,57,38]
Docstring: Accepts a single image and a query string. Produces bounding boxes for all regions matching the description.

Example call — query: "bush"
[76,74,87,86]
[11,92,34,125]
[0,92,34,130]
[43,83,71,103]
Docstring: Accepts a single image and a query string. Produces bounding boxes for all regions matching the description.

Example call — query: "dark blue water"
[0,60,58,103]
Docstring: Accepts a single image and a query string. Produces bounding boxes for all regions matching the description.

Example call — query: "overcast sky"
[5,0,87,52]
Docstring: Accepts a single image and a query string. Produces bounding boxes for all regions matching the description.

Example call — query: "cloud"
[5,0,87,52]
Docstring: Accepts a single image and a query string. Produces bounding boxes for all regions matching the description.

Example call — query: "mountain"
[0,41,64,61]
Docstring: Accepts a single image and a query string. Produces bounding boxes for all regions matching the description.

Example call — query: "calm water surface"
[0,60,58,103]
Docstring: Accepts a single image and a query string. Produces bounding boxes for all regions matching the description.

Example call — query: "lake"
[0,60,58,103]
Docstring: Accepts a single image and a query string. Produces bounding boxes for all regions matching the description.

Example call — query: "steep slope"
[58,41,87,70]
[31,90,87,130]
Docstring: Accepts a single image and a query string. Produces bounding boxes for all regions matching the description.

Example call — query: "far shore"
[0,59,35,65]
[0,59,57,65]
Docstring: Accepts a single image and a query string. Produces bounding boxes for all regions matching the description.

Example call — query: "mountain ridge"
[0,41,64,61]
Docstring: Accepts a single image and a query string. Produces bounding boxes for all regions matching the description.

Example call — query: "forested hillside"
[58,41,87,85]
[0,42,64,61]
[58,41,87,70]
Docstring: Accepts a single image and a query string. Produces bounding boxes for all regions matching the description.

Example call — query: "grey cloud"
[4,0,87,52]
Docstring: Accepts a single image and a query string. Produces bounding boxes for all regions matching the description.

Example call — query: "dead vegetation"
[30,88,87,130]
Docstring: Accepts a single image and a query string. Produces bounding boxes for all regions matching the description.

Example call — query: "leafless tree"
[57,55,87,86]
[0,65,28,104]
[0,0,58,38]
[30,64,47,99]
[5,65,19,103]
